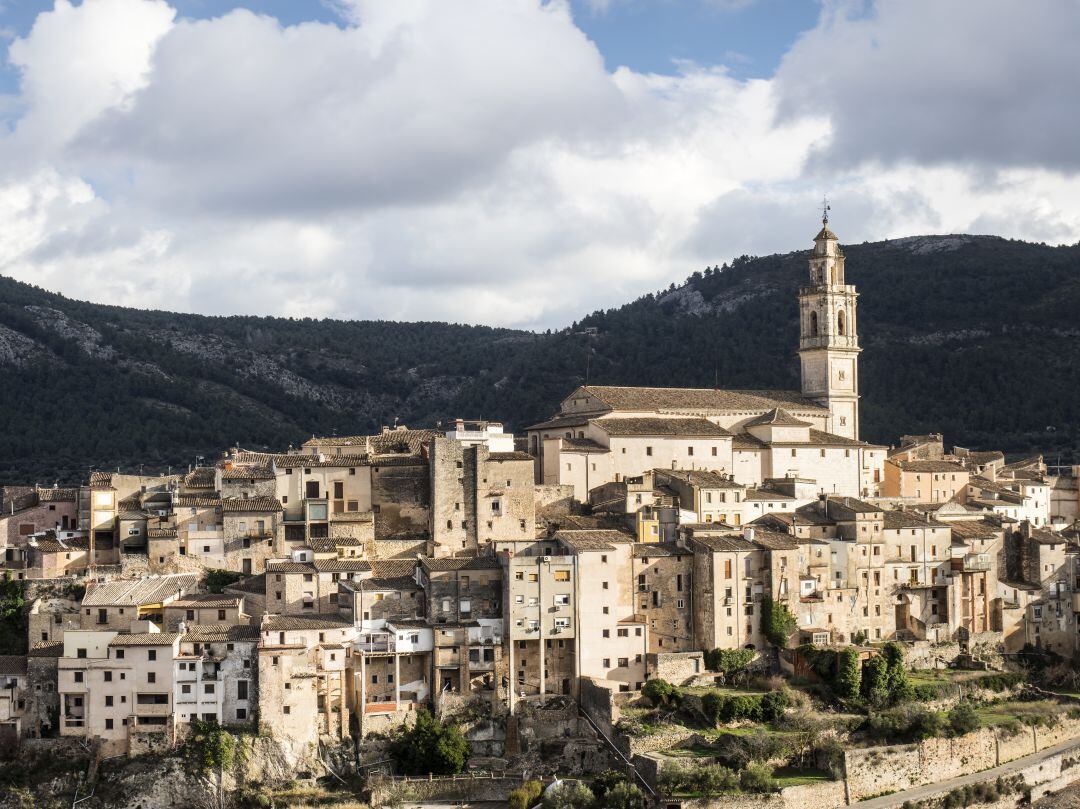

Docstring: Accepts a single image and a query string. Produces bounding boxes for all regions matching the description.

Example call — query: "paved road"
[855,736,1080,809]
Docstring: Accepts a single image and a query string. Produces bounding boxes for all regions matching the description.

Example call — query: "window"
[617,628,629,637]
[105,718,113,730]
[283,706,291,715]
[115,649,124,660]
[148,672,156,683]
[148,650,156,662]
[687,446,694,456]
[554,570,570,582]
[602,629,610,638]
[646,446,652,456]
[104,671,112,682]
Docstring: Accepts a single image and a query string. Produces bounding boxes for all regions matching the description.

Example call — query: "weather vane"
[821,195,831,225]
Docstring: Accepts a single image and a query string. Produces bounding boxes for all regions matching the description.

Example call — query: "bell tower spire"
[798,209,861,439]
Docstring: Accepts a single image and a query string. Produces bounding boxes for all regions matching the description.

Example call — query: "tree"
[389,710,469,775]
[641,678,680,707]
[703,648,755,677]
[760,689,791,722]
[0,574,26,655]
[601,781,645,809]
[948,701,980,737]
[761,597,797,648]
[862,655,890,707]
[882,642,914,704]
[542,781,596,809]
[835,648,862,701]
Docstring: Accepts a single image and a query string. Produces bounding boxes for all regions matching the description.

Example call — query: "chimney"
[742,526,755,541]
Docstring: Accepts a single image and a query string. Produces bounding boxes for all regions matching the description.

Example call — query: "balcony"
[952,554,991,573]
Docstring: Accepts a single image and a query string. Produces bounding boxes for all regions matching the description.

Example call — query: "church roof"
[743,408,812,428]
[814,226,839,242]
[595,417,731,437]
[567,386,830,415]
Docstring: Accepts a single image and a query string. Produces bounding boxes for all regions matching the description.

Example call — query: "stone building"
[631,542,694,654]
[173,624,259,726]
[221,497,283,575]
[79,574,200,631]
[883,459,970,502]
[429,436,536,556]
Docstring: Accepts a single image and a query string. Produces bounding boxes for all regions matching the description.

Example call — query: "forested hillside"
[1,233,1078,483]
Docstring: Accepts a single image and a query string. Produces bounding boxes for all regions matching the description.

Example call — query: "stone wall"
[535,484,576,519]
[650,651,707,685]
[663,779,846,809]
[906,640,962,669]
[579,676,620,738]
[844,716,1080,801]
[369,775,547,805]
[372,463,430,539]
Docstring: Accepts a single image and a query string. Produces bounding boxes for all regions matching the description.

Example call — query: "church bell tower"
[798,207,860,439]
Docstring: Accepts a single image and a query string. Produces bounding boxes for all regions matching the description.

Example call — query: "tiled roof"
[487,452,535,462]
[29,535,89,554]
[184,467,217,488]
[28,640,63,657]
[895,460,969,473]
[182,624,260,641]
[368,428,439,455]
[749,530,800,550]
[883,510,940,530]
[825,496,882,514]
[369,559,418,578]
[732,433,767,450]
[744,488,794,502]
[560,437,609,453]
[262,614,354,632]
[965,451,1005,465]
[330,511,374,522]
[353,576,420,591]
[169,595,242,609]
[175,495,221,508]
[308,536,364,553]
[265,561,315,574]
[946,520,1001,540]
[0,655,27,675]
[147,528,178,539]
[108,633,181,647]
[805,429,879,448]
[222,466,274,481]
[1027,528,1064,546]
[117,511,149,521]
[524,414,590,432]
[221,497,283,513]
[273,454,369,469]
[656,469,742,489]
[555,529,634,552]
[89,471,113,488]
[313,559,373,573]
[632,542,686,558]
[743,408,812,428]
[690,535,758,553]
[791,505,838,525]
[594,417,731,437]
[420,556,501,571]
[38,487,78,502]
[82,574,199,606]
[572,385,830,414]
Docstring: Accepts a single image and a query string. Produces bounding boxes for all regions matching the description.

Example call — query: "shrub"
[542,781,596,809]
[657,762,737,797]
[835,648,861,701]
[761,597,798,648]
[701,692,724,727]
[760,689,791,722]
[641,678,680,707]
[602,781,645,809]
[975,672,1023,693]
[948,701,981,737]
[865,704,948,744]
[721,694,763,722]
[738,762,778,794]
[510,781,544,809]
[704,647,755,675]
[389,709,469,775]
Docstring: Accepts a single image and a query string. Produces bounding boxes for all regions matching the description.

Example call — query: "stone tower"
[798,213,860,439]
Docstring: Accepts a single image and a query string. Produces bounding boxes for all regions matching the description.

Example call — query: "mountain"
[2,233,1079,484]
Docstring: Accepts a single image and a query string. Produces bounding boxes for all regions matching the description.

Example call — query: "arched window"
[810,311,819,337]
[837,310,846,336]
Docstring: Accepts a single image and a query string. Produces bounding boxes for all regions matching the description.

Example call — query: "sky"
[0,1,1078,330]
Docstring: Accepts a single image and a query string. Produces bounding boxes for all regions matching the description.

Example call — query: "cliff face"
[1,233,1079,484]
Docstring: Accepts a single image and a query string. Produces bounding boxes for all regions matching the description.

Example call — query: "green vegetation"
[703,647,756,677]
[204,568,244,594]
[509,780,544,809]
[388,709,469,776]
[761,596,798,648]
[836,648,862,701]
[541,781,597,809]
[0,574,26,655]
[947,701,981,736]
[641,678,682,708]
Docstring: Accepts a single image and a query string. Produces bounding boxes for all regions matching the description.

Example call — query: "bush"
[542,781,596,809]
[835,648,861,701]
[721,694,763,723]
[948,701,981,737]
[602,782,645,809]
[704,647,756,675]
[738,762,778,794]
[975,672,1023,692]
[510,781,544,809]
[865,704,948,744]
[657,762,738,796]
[760,689,791,722]
[761,597,798,648]
[701,692,724,727]
[641,678,680,707]
[389,710,469,775]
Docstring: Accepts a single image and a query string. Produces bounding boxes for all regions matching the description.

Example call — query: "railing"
[63,718,85,728]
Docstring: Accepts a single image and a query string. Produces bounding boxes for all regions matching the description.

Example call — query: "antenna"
[821,195,831,225]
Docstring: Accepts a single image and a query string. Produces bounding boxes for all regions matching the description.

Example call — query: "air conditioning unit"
[541,556,551,562]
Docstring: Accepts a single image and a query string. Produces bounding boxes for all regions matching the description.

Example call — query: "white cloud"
[0,0,1077,331]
